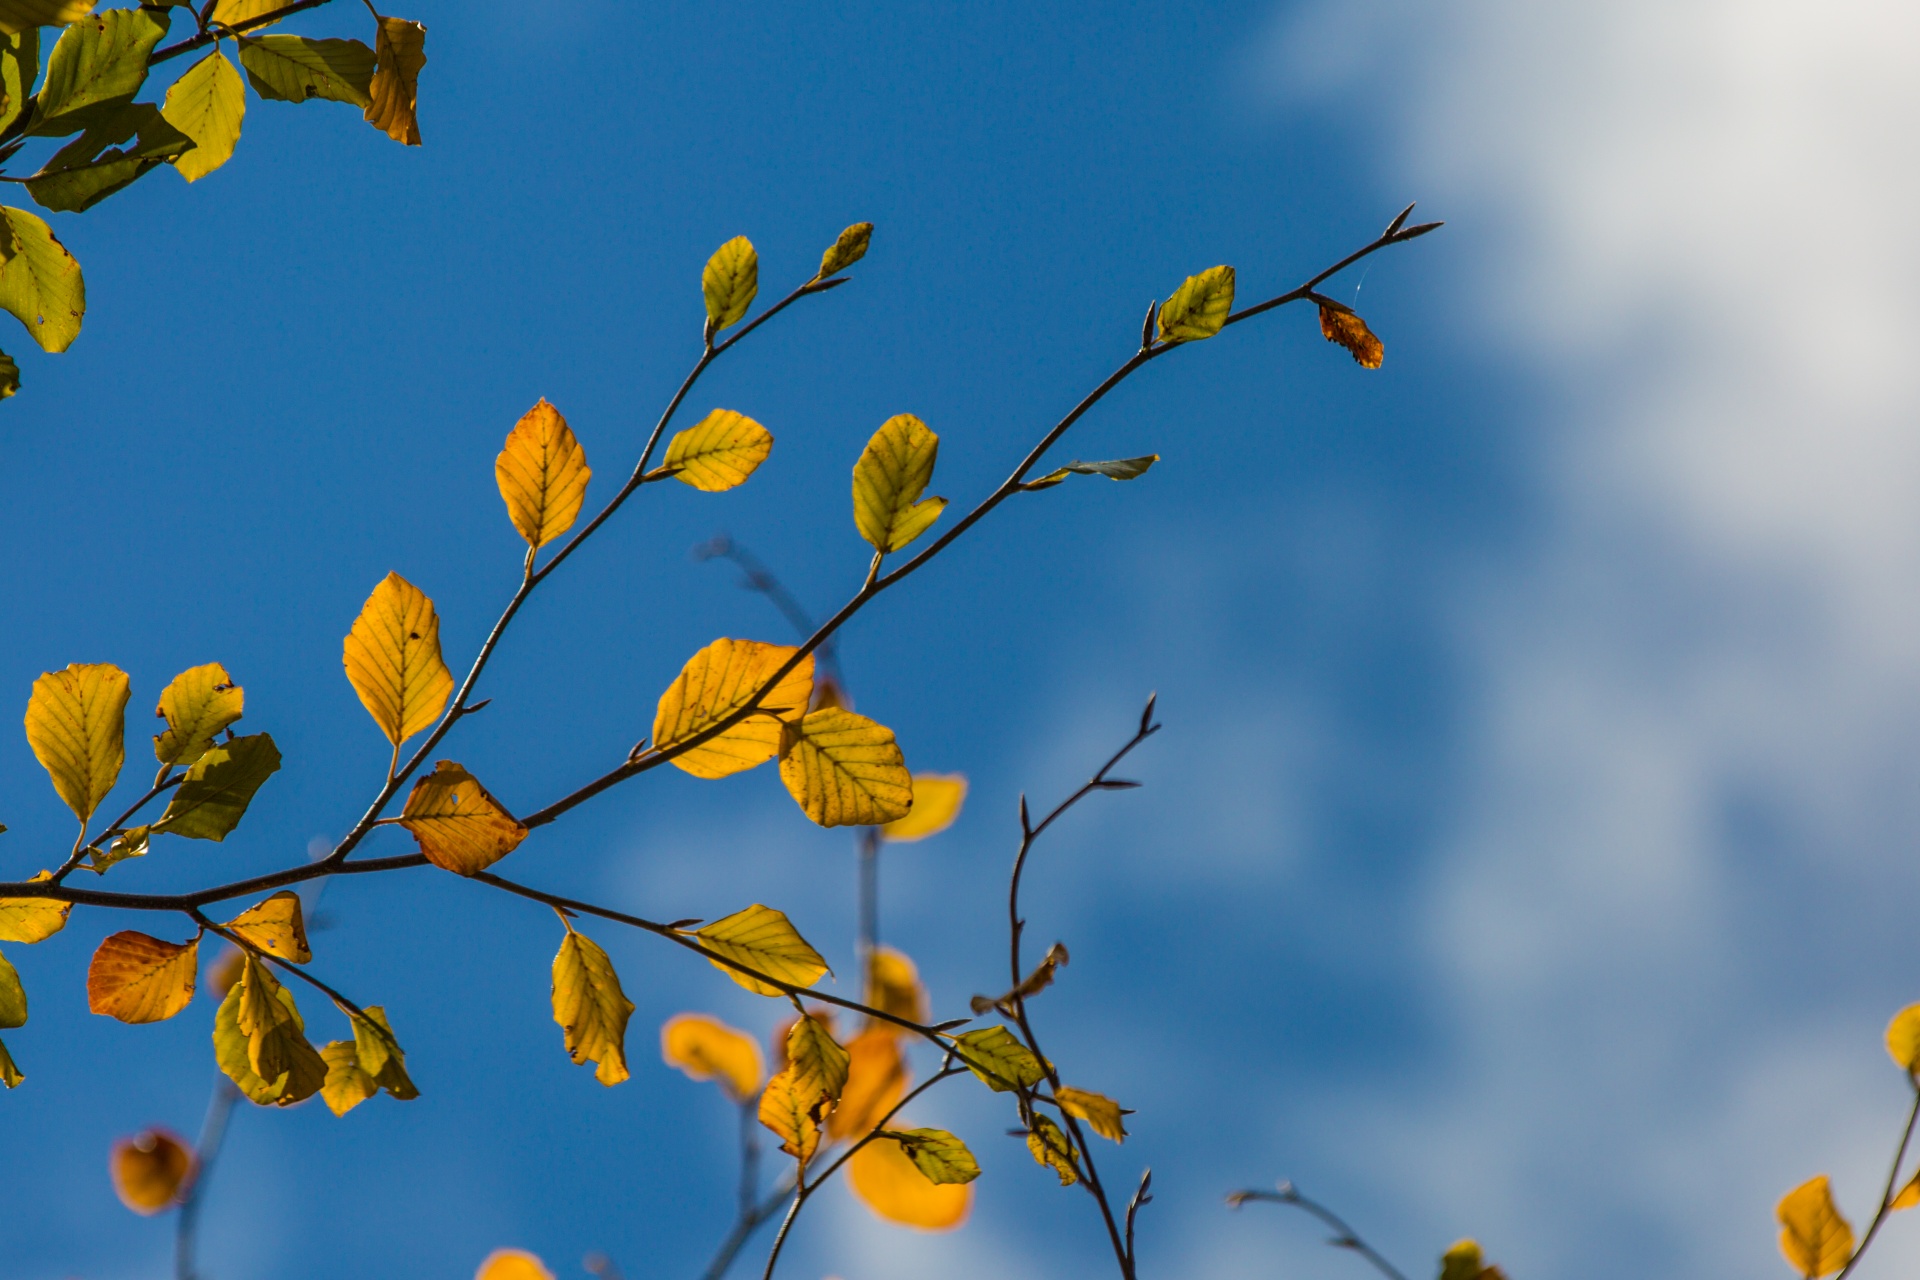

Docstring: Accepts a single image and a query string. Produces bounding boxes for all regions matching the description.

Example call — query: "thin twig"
[1227,1183,1412,1280]
[1836,1081,1920,1280]
[173,1077,241,1280]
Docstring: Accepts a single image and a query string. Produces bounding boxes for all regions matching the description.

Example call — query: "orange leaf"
[399,760,529,874]
[1318,303,1384,369]
[848,1135,973,1231]
[110,1128,194,1214]
[661,1012,764,1101]
[87,931,198,1023]
[827,1027,907,1141]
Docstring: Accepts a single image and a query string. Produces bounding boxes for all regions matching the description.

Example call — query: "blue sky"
[10,2,1920,1279]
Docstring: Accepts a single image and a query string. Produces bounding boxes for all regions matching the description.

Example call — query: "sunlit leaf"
[236,34,374,107]
[851,413,946,553]
[28,6,167,133]
[23,101,191,212]
[1056,1085,1129,1142]
[693,903,829,997]
[778,708,912,828]
[1893,1170,1920,1212]
[885,1127,980,1184]
[864,945,928,1028]
[1440,1240,1500,1280]
[1156,265,1233,343]
[0,871,67,943]
[342,571,454,748]
[90,823,148,873]
[0,1035,18,1086]
[881,773,966,842]
[1887,1004,1920,1074]
[323,1004,413,1113]
[152,732,280,842]
[0,1,89,38]
[783,1012,850,1109]
[552,921,634,1086]
[398,760,528,875]
[1025,455,1161,490]
[975,941,1068,1015]
[365,15,424,145]
[349,1004,417,1099]
[661,1012,764,1101]
[210,0,294,27]
[661,408,772,492]
[319,1039,378,1116]
[0,943,24,1027]
[212,956,325,1106]
[1777,1178,1854,1279]
[476,1250,555,1280]
[496,398,591,550]
[153,662,242,768]
[1318,302,1384,369]
[757,1061,825,1166]
[818,222,872,279]
[87,930,196,1023]
[0,206,83,352]
[0,29,38,136]
[159,47,242,181]
[952,1025,1045,1093]
[110,1129,192,1213]
[1026,1114,1077,1185]
[224,891,310,964]
[25,661,128,823]
[653,638,813,779]
[848,1134,973,1230]
[702,235,757,331]
[827,1027,907,1141]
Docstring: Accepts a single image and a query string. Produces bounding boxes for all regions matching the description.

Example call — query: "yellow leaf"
[848,1135,973,1230]
[653,638,814,780]
[476,1250,555,1280]
[212,955,326,1106]
[0,1035,18,1087]
[1439,1241,1488,1280]
[951,1025,1046,1093]
[86,931,197,1023]
[1157,265,1234,343]
[552,921,634,1086]
[210,0,290,26]
[819,222,873,278]
[110,1128,193,1214]
[224,891,311,964]
[398,760,529,875]
[1887,1004,1920,1074]
[1891,1171,1920,1212]
[661,1012,764,1101]
[864,945,928,1028]
[1056,1086,1129,1142]
[778,708,913,828]
[1777,1176,1855,1278]
[0,2,91,37]
[349,1004,417,1099]
[1318,302,1384,369]
[702,235,757,330]
[887,1127,980,1184]
[365,14,424,145]
[783,1011,850,1109]
[320,1040,378,1116]
[235,953,303,1081]
[758,1060,827,1166]
[0,945,23,1028]
[694,903,830,998]
[153,662,243,767]
[881,773,966,842]
[161,47,244,182]
[828,1027,907,1141]
[662,408,773,492]
[1027,1114,1077,1185]
[0,871,68,943]
[342,571,454,749]
[25,661,129,823]
[496,398,591,550]
[851,413,947,553]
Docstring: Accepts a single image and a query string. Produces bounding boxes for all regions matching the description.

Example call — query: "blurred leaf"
[1026,1114,1076,1185]
[0,943,24,1027]
[1025,455,1160,489]
[224,890,309,964]
[319,1039,377,1116]
[975,941,1068,1016]
[848,1135,973,1229]
[881,773,966,842]
[701,235,757,330]
[852,413,946,553]
[86,930,196,1023]
[476,1251,555,1280]
[693,903,829,997]
[661,408,772,492]
[864,945,928,1028]
[152,732,279,841]
[652,638,813,779]
[153,662,243,767]
[1156,265,1233,343]
[496,398,591,550]
[778,707,912,828]
[828,1027,906,1141]
[885,1127,980,1184]
[952,1025,1045,1093]
[661,1012,764,1101]
[0,29,40,135]
[0,1,88,37]
[817,222,872,278]
[24,102,193,212]
[0,205,84,351]
[160,47,242,182]
[0,871,67,942]
[1056,1085,1129,1142]
[398,760,528,875]
[1777,1181,1854,1280]
[25,660,128,822]
[28,6,167,134]
[1893,1170,1920,1212]
[552,921,634,1086]
[110,1128,192,1213]
[364,14,424,144]
[342,571,453,748]
[1318,302,1383,369]
[1887,1004,1920,1073]
[236,34,374,106]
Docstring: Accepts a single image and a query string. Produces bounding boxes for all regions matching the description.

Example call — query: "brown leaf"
[1318,303,1384,369]
[365,15,425,145]
[87,931,198,1024]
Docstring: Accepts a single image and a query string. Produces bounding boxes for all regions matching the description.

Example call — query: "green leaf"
[236,34,373,107]
[29,6,169,136]
[212,957,325,1106]
[1026,454,1160,489]
[0,1034,19,1086]
[1156,265,1234,343]
[0,28,39,135]
[24,103,193,213]
[0,206,82,351]
[153,732,281,841]
[0,944,25,1028]
[951,1024,1046,1093]
[209,0,290,28]
[1026,1114,1077,1185]
[0,0,90,38]
[87,823,148,873]
[702,235,757,331]
[881,1127,981,1184]
[0,347,17,399]
[161,48,242,182]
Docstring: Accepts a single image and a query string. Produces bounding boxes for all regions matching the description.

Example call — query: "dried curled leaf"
[0,871,68,943]
[1025,455,1161,489]
[1777,1177,1854,1279]
[343,572,453,748]
[661,408,773,492]
[110,1128,193,1214]
[973,941,1069,1016]
[496,399,591,550]
[399,760,529,875]
[1318,302,1384,369]
[224,891,310,964]
[653,639,814,779]
[702,235,757,330]
[1157,265,1234,342]
[552,921,634,1086]
[778,708,913,828]
[87,931,197,1024]
[818,222,873,278]
[1027,1114,1077,1185]
[1056,1085,1129,1142]
[661,1012,764,1101]
[25,661,129,824]
[885,1127,981,1184]
[848,1134,973,1230]
[365,14,424,145]
[852,414,946,553]
[881,773,966,842]
[153,662,243,767]
[694,903,829,997]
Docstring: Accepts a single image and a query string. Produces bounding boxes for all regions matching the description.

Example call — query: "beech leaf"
[365,14,424,145]
[0,871,68,943]
[852,413,946,553]
[1318,301,1384,369]
[552,921,634,1086]
[693,903,829,997]
[653,638,813,779]
[661,1012,764,1101]
[661,408,773,492]
[25,661,128,823]
[86,930,196,1023]
[152,732,280,841]
[224,891,310,964]
[1156,265,1234,343]
[342,571,453,748]
[159,47,243,182]
[881,773,966,842]
[702,235,757,330]
[496,399,591,550]
[153,662,243,767]
[398,760,529,875]
[778,707,913,828]
[848,1135,973,1230]
[1777,1178,1854,1279]
[884,1127,981,1184]
[818,222,872,278]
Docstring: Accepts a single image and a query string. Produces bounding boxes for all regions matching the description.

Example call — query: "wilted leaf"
[661,408,772,492]
[24,102,192,212]
[1025,455,1161,489]
[365,15,424,145]
[236,34,374,106]
[110,1128,192,1214]
[1156,265,1234,343]
[952,1025,1045,1093]
[25,661,128,823]
[694,903,829,997]
[476,1251,555,1280]
[86,930,196,1023]
[0,205,84,352]
[496,399,591,550]
[0,944,24,1027]
[1056,1086,1129,1142]
[778,708,912,828]
[1318,302,1383,369]
[399,760,528,875]
[653,638,813,779]
[661,1012,764,1101]
[758,1061,827,1165]
[153,662,243,767]
[865,945,928,1028]
[1887,1004,1920,1074]
[828,1028,907,1140]
[152,732,280,841]
[0,1,89,38]
[975,941,1069,1015]
[849,1135,973,1230]
[29,6,167,132]
[886,1127,980,1184]
[702,235,757,331]
[1777,1178,1854,1279]
[160,47,242,181]
[342,571,454,749]
[1027,1114,1077,1185]
[212,957,325,1106]
[224,891,309,964]
[852,414,947,553]
[319,1039,377,1116]
[0,871,67,943]
[818,222,872,278]
[552,922,634,1086]
[881,773,966,842]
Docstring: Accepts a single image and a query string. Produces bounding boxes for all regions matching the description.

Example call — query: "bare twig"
[173,1077,241,1280]
[1227,1182,1412,1280]
[1835,1080,1920,1280]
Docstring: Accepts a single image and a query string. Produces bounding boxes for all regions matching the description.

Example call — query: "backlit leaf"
[552,921,634,1085]
[818,222,872,279]
[110,1129,192,1213]
[653,638,813,779]
[1156,265,1234,343]
[661,1012,764,1101]
[757,1061,826,1165]
[236,34,374,107]
[0,871,67,943]
[1777,1177,1854,1278]
[1025,455,1161,489]
[87,930,196,1023]
[342,571,453,748]
[152,732,280,841]
[885,1127,980,1184]
[1440,1240,1500,1280]
[0,348,16,398]
[1887,1004,1920,1073]
[1893,1171,1920,1212]
[693,903,829,997]
[864,945,928,1028]
[848,1135,973,1230]
[778,708,913,828]
[702,235,756,330]
[350,1004,417,1098]
[224,891,310,964]
[399,760,529,875]
[212,957,325,1106]
[0,29,39,136]
[476,1251,555,1280]
[496,398,591,550]
[1026,1114,1077,1185]
[1319,302,1384,369]
[319,1039,377,1116]
[0,205,83,352]
[1056,1085,1129,1142]
[783,1012,850,1108]
[25,661,128,822]
[160,47,242,182]
[209,0,294,26]
[0,1,89,37]
[90,823,148,873]
[29,6,167,133]
[0,1035,19,1086]
[881,773,966,842]
[153,662,243,767]
[661,408,772,492]
[952,1025,1045,1093]
[828,1027,906,1141]
[852,414,947,553]
[23,101,191,212]
[0,944,24,1027]
[364,15,424,145]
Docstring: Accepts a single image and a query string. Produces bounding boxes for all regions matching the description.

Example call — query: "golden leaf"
[476,1251,555,1280]
[1027,1114,1077,1186]
[0,1036,19,1087]
[160,47,245,182]
[552,921,634,1085]
[0,1,91,37]
[758,1060,827,1165]
[1056,1085,1129,1142]
[349,1004,417,1099]
[1318,302,1384,369]
[783,1011,850,1107]
[951,1025,1046,1093]
[661,1012,764,1101]
[828,1027,907,1141]
[1887,1004,1920,1074]
[887,1127,980,1184]
[25,661,129,823]
[399,760,529,875]
[818,222,873,278]
[661,408,773,492]
[694,904,830,997]
[0,871,68,943]
[224,891,311,964]
[1440,1241,1492,1280]
[653,638,814,780]
[778,708,913,828]
[848,1135,973,1230]
[702,235,757,330]
[496,399,591,550]
[0,945,23,1028]
[365,14,424,145]
[320,1040,378,1116]
[881,773,966,842]
[1892,1171,1920,1212]
[851,414,947,553]
[342,572,453,748]
[110,1128,193,1214]
[1777,1177,1854,1278]
[212,955,327,1106]
[87,931,198,1023]
[1156,265,1234,343]
[153,662,243,767]
[975,941,1069,1015]
[865,946,928,1029]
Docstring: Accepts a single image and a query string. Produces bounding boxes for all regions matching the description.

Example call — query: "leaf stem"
[1835,1079,1920,1280]
[1226,1183,1411,1280]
